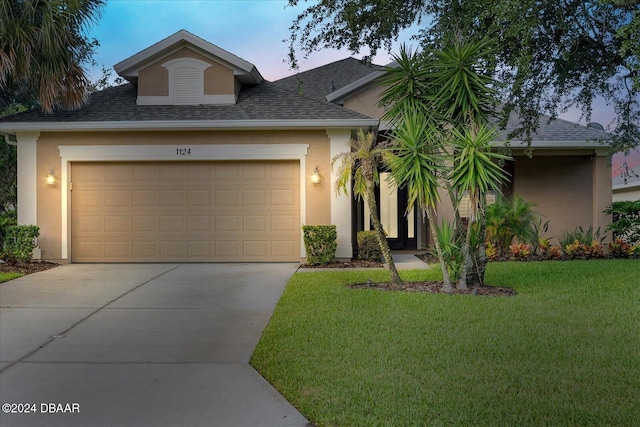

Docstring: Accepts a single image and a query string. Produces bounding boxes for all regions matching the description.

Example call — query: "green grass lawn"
[251,260,640,426]
[0,272,22,283]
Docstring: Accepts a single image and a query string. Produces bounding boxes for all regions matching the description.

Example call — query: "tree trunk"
[468,198,487,287]
[457,218,472,291]
[365,181,403,289]
[427,208,453,292]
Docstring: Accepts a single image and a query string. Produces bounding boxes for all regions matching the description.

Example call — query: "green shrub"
[0,208,17,249]
[605,201,640,245]
[302,225,337,265]
[356,231,382,262]
[559,226,603,248]
[432,219,463,280]
[486,194,537,255]
[2,225,39,262]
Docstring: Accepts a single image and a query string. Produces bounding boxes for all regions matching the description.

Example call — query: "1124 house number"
[176,148,191,156]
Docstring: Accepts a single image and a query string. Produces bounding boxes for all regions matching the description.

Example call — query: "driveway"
[0,263,308,426]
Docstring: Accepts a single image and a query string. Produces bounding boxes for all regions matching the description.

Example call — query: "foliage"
[486,194,538,256]
[509,242,531,260]
[0,207,17,249]
[564,239,606,260]
[559,226,604,248]
[608,237,638,258]
[2,224,39,262]
[356,231,382,262]
[0,0,105,112]
[485,241,498,260]
[302,225,337,265]
[287,0,640,152]
[605,200,640,245]
[432,219,462,281]
[253,260,640,426]
[332,130,403,286]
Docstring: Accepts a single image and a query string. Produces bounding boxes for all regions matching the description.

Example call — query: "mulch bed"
[350,280,517,296]
[0,260,60,275]
[301,260,384,269]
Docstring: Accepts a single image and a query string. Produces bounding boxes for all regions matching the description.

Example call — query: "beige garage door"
[71,161,300,262]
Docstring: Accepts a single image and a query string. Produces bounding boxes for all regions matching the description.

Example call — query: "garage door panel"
[71,161,300,262]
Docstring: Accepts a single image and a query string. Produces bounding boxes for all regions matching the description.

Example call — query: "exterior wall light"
[311,167,321,184]
[46,168,56,186]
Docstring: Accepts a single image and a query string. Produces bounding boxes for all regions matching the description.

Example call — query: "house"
[0,30,612,263]
[612,149,640,202]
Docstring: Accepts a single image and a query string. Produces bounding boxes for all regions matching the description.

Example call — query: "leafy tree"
[287,0,640,152]
[0,0,105,112]
[332,129,404,288]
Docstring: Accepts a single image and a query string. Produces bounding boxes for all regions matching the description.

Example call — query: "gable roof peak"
[113,29,263,85]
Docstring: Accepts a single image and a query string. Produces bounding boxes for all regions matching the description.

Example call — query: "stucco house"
[0,30,611,263]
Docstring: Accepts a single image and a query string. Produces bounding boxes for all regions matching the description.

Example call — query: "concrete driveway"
[0,263,308,427]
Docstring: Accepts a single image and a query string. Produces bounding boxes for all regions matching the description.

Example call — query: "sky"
[85,0,631,140]
[86,0,417,82]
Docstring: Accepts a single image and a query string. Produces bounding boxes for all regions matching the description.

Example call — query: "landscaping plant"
[302,225,337,265]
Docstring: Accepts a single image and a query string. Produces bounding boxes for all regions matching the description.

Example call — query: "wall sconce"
[311,167,321,184]
[46,167,56,186]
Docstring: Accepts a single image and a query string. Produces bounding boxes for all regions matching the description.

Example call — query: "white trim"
[16,132,40,226]
[136,94,238,106]
[58,144,310,260]
[1,119,378,133]
[114,30,263,85]
[327,129,353,258]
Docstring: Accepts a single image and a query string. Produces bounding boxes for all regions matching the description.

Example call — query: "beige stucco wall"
[32,129,334,261]
[138,47,235,97]
[613,186,640,202]
[511,153,611,242]
[343,84,386,120]
[432,152,613,246]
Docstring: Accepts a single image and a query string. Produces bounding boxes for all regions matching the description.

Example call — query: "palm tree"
[333,129,403,289]
[0,0,105,112]
[385,109,454,291]
[450,125,511,289]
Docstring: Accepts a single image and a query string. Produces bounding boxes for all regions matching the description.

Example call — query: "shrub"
[608,237,637,258]
[2,224,39,262]
[302,225,337,265]
[486,194,537,256]
[605,201,640,245]
[0,209,17,249]
[432,219,462,280]
[559,226,603,248]
[545,245,564,260]
[485,241,498,261]
[356,231,382,262]
[509,242,531,260]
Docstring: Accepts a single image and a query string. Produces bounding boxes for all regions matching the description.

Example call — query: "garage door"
[70,161,300,262]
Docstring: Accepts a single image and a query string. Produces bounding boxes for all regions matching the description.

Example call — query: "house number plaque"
[176,148,192,156]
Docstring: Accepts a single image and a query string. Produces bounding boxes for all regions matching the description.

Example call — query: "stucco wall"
[511,153,611,242]
[138,47,235,97]
[343,85,386,120]
[31,129,334,261]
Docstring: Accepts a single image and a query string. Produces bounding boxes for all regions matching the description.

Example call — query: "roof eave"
[0,119,379,133]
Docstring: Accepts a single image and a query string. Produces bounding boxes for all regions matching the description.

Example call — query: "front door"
[361,172,417,250]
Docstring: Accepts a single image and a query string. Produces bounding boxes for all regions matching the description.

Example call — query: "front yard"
[251,260,640,426]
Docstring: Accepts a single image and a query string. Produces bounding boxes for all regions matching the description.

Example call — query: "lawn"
[251,260,640,426]
[0,272,22,283]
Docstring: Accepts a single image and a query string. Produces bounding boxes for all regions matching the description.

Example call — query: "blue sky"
[86,0,416,82]
[86,0,618,126]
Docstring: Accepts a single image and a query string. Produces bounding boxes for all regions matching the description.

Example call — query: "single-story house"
[0,30,612,263]
[612,149,640,202]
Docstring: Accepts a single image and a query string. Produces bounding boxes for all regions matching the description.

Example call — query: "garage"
[70,161,300,262]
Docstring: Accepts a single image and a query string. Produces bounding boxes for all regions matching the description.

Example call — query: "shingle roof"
[273,57,384,101]
[497,113,609,147]
[0,81,376,130]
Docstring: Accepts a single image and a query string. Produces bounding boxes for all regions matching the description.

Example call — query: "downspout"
[0,131,17,145]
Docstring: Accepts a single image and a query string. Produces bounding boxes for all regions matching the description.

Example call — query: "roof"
[0,82,377,132]
[497,113,609,149]
[273,58,384,102]
[114,30,263,85]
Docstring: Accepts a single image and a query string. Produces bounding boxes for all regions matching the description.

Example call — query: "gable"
[136,47,238,105]
[114,30,260,106]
